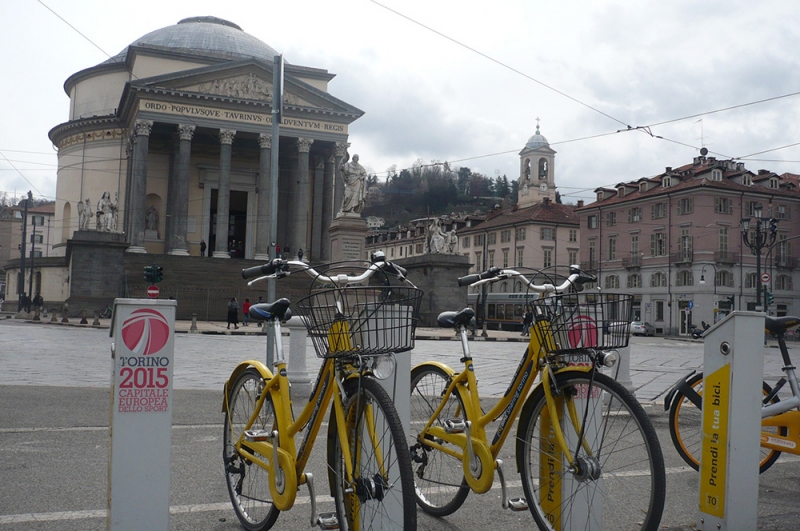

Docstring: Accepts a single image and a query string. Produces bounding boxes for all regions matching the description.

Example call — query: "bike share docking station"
[107,299,177,531]
[698,311,763,531]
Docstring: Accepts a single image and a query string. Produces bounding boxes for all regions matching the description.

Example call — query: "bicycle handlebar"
[457,265,596,294]
[241,257,413,287]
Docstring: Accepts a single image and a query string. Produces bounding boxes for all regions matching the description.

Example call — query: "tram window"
[488,304,496,319]
[514,304,523,317]
[505,304,515,319]
[496,304,505,320]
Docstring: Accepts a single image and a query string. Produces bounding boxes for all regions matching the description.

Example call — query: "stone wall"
[395,254,472,327]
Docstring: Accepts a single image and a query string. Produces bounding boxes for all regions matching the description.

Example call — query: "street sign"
[761,272,770,284]
[147,285,160,299]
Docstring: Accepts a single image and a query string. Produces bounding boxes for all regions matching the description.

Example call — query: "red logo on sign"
[567,315,599,349]
[122,309,170,355]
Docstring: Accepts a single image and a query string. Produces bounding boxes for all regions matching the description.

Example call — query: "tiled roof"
[459,200,578,233]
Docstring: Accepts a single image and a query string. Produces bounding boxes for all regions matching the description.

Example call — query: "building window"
[651,202,666,219]
[631,234,639,255]
[502,248,509,268]
[604,275,620,289]
[515,227,526,240]
[32,234,44,244]
[627,274,642,288]
[416,243,423,254]
[474,235,484,246]
[679,228,692,257]
[628,207,642,222]
[488,250,495,268]
[514,281,523,292]
[569,229,577,242]
[500,230,511,243]
[770,177,779,189]
[541,227,555,240]
[718,227,729,252]
[743,174,752,186]
[746,201,762,216]
[777,275,793,290]
[775,204,790,220]
[656,301,665,321]
[568,250,577,265]
[500,281,508,293]
[517,247,524,267]
[676,270,694,286]
[542,248,552,268]
[663,176,672,188]
[745,272,758,289]
[650,271,667,287]
[650,232,666,256]
[607,237,616,260]
[587,215,598,229]
[32,215,45,226]
[474,251,482,270]
[588,240,596,267]
[488,232,497,245]
[606,212,617,226]
[714,197,733,214]
[677,198,693,215]
[462,237,471,248]
[711,169,723,181]
[390,247,395,257]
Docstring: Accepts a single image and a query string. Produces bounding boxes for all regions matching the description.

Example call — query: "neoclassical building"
[49,16,363,261]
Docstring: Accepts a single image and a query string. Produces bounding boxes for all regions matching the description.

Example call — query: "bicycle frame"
[224,318,384,514]
[417,316,594,494]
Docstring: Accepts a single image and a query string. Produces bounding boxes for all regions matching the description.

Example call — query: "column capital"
[219,129,237,145]
[258,133,272,149]
[178,124,196,141]
[297,137,314,153]
[334,142,350,158]
[134,120,154,137]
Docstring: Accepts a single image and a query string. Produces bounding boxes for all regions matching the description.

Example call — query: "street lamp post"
[699,263,718,323]
[741,205,777,311]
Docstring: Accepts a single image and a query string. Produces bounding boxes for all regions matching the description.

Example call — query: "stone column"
[321,153,335,261]
[255,134,272,260]
[169,124,194,255]
[311,158,324,261]
[213,129,236,258]
[333,142,349,221]
[291,137,313,260]
[164,139,177,251]
[127,120,153,253]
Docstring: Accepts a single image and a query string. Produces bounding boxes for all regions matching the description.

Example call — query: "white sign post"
[108,298,177,531]
[697,311,763,531]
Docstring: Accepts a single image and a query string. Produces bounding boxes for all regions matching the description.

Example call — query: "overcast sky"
[2,0,800,207]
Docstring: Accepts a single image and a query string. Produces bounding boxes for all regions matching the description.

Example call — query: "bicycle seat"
[249,298,291,322]
[437,308,475,329]
[765,316,800,336]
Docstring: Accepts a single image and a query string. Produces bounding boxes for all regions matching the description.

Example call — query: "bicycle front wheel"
[223,367,280,531]
[328,376,416,531]
[669,372,785,473]
[517,370,666,531]
[409,363,470,516]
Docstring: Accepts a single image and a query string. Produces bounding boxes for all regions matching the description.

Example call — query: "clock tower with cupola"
[517,120,557,208]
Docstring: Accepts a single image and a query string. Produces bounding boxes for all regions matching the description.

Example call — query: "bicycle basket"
[530,293,633,355]
[295,286,424,358]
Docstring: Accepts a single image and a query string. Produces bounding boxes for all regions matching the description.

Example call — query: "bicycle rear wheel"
[223,368,280,531]
[517,369,666,531]
[328,376,416,531]
[409,364,470,516]
[669,372,785,473]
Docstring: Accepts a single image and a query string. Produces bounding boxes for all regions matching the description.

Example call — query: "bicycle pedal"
[243,429,274,442]
[444,418,466,434]
[506,497,528,511]
[316,512,339,530]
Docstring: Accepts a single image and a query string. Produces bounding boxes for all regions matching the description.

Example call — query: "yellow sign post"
[697,311,763,531]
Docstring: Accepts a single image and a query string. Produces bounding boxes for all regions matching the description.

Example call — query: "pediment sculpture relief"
[196,73,300,105]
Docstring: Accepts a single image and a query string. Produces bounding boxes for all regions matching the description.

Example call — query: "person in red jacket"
[242,298,251,327]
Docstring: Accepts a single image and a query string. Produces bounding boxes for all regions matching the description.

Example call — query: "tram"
[466,292,534,331]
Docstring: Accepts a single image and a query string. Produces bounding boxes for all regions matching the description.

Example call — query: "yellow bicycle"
[223,255,422,531]
[409,266,666,531]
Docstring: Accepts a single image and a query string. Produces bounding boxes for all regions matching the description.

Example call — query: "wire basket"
[530,293,633,355]
[295,286,424,358]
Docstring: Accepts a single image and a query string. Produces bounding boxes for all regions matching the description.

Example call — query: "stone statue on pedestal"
[338,153,367,216]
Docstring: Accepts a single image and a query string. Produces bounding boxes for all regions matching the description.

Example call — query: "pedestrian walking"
[521,309,533,336]
[242,298,251,327]
[200,239,206,257]
[227,297,239,329]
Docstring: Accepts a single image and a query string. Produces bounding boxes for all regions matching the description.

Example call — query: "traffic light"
[154,266,164,283]
[766,290,774,306]
[143,265,155,283]
[727,295,735,310]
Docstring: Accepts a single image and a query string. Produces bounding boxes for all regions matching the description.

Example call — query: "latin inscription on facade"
[139,100,347,134]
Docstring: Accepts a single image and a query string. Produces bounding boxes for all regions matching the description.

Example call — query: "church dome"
[104,16,280,65]
[525,125,549,149]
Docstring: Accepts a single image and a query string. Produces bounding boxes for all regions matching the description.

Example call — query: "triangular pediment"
[128,59,362,117]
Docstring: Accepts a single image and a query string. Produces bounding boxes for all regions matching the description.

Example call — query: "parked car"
[630,321,655,336]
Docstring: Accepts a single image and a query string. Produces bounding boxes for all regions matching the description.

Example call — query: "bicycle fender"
[412,361,456,376]
[663,370,697,411]
[221,360,274,413]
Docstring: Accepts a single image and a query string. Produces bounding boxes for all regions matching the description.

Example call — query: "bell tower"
[517,120,557,208]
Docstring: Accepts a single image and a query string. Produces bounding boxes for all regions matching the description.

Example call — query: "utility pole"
[17,191,31,312]
[28,215,36,300]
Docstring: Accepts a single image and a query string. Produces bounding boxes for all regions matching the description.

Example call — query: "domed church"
[35,17,364,315]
